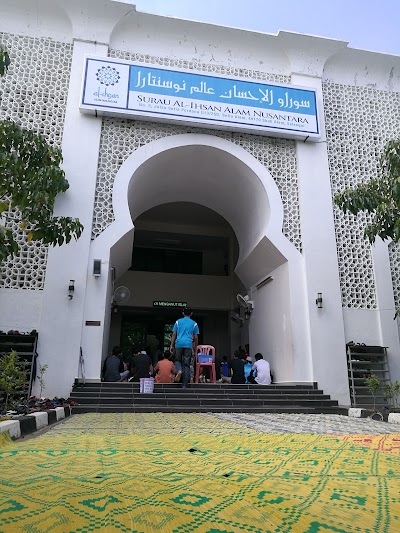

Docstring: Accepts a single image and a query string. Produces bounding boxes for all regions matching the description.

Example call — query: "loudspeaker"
[93,259,101,277]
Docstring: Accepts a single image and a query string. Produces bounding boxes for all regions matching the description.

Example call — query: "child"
[244,356,253,383]
[220,356,229,379]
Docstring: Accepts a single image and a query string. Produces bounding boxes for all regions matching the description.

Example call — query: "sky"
[128,0,400,57]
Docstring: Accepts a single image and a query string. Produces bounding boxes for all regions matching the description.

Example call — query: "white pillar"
[36,40,107,398]
[293,73,349,405]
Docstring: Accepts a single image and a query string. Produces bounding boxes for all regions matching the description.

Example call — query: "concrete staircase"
[70,382,340,414]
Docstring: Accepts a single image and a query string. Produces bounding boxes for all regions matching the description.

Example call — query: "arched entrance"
[109,201,245,363]
[83,134,312,385]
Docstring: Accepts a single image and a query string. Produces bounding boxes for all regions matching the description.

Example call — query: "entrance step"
[70,382,339,414]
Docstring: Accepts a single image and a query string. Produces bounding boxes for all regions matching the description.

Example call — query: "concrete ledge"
[0,420,21,439]
[348,408,363,418]
[27,411,48,429]
[54,406,66,420]
[388,413,400,424]
[0,406,72,440]
[18,416,38,436]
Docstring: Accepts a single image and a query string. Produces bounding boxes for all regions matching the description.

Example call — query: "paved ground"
[1,412,400,532]
[211,412,400,434]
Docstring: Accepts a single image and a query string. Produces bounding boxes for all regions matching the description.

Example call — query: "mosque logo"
[96,66,121,87]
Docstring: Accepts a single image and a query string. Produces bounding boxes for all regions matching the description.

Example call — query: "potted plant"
[384,380,400,411]
[364,374,383,419]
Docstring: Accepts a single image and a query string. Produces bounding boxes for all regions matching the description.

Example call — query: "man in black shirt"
[102,346,130,382]
[230,352,246,384]
[221,352,246,384]
[129,347,153,382]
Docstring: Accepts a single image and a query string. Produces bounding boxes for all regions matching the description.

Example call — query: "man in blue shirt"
[170,307,199,388]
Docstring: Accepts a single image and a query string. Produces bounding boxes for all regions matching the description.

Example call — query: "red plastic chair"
[195,345,216,384]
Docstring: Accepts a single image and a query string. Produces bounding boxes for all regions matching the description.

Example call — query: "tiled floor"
[210,412,400,434]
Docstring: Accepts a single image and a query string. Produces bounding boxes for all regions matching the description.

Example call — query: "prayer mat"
[0,413,400,532]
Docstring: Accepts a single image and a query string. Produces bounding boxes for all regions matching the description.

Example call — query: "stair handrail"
[79,347,85,385]
[28,333,39,399]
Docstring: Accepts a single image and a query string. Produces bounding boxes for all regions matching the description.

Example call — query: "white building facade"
[1,0,400,405]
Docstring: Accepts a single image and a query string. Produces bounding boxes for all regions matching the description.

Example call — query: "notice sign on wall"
[80,56,320,141]
[153,301,187,308]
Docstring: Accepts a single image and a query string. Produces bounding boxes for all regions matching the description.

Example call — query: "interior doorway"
[109,201,247,361]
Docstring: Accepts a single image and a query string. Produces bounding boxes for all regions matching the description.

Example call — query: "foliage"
[364,374,381,412]
[37,363,48,398]
[0,350,27,412]
[0,45,10,76]
[0,120,84,263]
[383,380,400,409]
[334,140,400,244]
[0,46,83,263]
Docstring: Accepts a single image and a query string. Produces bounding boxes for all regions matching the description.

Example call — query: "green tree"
[334,139,400,243]
[37,363,48,398]
[364,374,381,412]
[0,350,27,412]
[0,46,83,264]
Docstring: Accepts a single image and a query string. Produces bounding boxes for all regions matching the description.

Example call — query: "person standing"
[170,307,199,388]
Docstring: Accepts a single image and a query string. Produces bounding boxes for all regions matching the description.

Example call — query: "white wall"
[34,40,108,399]
[249,263,293,382]
[110,9,290,76]
[0,289,43,332]
[0,0,72,42]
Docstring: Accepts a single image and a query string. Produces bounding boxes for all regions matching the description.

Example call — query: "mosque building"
[1,0,400,405]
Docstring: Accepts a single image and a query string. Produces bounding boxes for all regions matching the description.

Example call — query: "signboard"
[85,320,101,326]
[80,56,320,141]
[153,301,187,308]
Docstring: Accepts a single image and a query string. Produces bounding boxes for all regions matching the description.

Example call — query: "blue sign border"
[81,57,320,139]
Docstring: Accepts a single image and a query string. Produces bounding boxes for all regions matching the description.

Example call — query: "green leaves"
[0,120,83,263]
[0,350,27,412]
[334,139,400,244]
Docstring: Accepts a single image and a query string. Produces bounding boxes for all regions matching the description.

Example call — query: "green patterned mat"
[1,413,400,532]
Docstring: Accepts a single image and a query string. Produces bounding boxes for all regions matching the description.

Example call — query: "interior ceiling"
[128,145,270,261]
[134,202,231,251]
[135,202,229,227]
[133,229,229,252]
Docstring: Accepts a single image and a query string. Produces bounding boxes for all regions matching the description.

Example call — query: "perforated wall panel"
[0,33,73,289]
[92,49,302,252]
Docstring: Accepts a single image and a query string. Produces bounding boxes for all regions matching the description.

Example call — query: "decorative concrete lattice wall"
[92,49,302,252]
[389,242,400,310]
[323,82,400,309]
[0,33,72,290]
